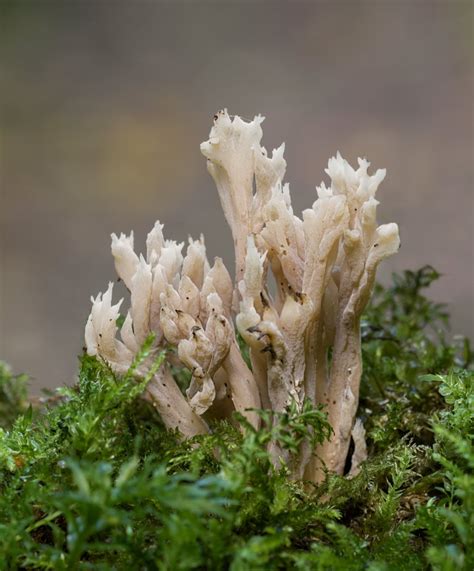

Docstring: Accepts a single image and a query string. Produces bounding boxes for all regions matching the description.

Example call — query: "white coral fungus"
[86,110,400,482]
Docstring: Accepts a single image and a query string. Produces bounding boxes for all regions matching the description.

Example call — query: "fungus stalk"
[86,110,399,483]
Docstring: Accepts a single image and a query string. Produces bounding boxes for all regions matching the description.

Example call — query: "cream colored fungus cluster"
[85,110,400,482]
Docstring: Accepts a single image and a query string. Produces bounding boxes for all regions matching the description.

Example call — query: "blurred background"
[1,1,473,393]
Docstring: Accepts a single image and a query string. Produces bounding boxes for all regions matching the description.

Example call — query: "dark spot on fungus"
[294,291,303,303]
[247,325,260,334]
[261,345,277,360]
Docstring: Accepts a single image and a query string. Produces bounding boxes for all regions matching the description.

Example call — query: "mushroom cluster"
[85,110,400,482]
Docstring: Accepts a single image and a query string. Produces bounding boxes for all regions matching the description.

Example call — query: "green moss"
[0,362,29,430]
[0,267,472,569]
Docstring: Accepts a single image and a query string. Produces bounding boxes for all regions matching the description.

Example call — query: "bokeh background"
[1,1,473,393]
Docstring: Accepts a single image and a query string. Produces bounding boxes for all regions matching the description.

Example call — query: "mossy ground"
[0,267,472,570]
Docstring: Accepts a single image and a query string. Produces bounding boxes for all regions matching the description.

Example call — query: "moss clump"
[0,362,28,430]
[0,267,472,570]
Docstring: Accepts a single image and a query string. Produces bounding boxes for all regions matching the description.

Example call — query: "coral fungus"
[86,110,400,482]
